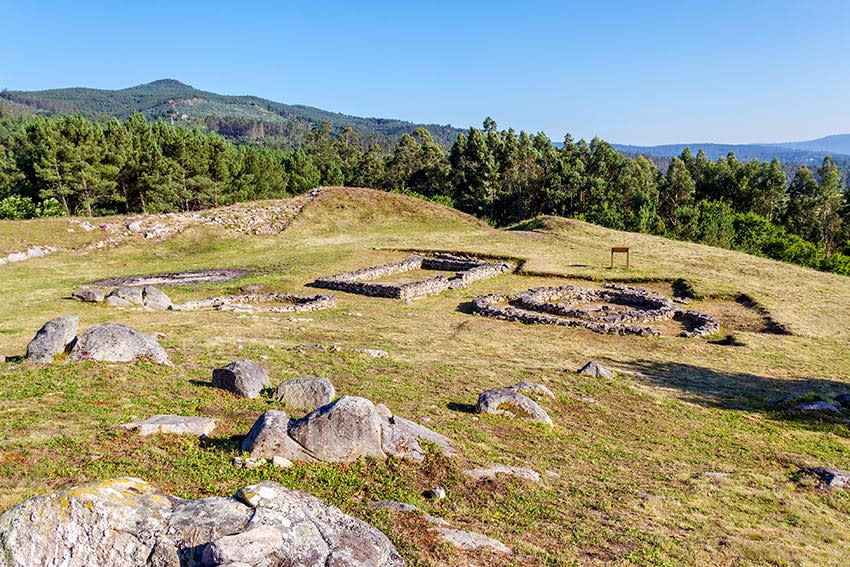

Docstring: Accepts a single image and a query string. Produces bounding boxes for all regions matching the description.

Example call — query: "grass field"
[2,187,850,566]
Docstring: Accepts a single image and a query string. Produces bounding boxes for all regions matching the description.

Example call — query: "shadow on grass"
[624,360,850,433]
[200,434,244,452]
[455,301,476,315]
[447,402,477,414]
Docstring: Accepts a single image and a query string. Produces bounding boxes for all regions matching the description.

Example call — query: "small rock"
[107,287,144,306]
[122,414,216,436]
[296,343,340,353]
[791,400,841,414]
[233,456,268,469]
[271,456,293,469]
[71,288,106,303]
[354,348,389,358]
[476,388,553,425]
[800,466,850,488]
[127,221,143,233]
[464,465,540,483]
[212,360,270,399]
[25,316,78,363]
[422,486,446,500]
[368,501,420,514]
[436,527,512,554]
[68,323,170,365]
[545,470,561,479]
[201,525,284,566]
[274,377,336,411]
[577,361,614,379]
[507,381,554,399]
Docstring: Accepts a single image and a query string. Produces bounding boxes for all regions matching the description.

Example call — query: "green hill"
[2,187,850,565]
[0,79,463,147]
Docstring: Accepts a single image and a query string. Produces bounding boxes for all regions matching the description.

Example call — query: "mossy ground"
[2,188,850,566]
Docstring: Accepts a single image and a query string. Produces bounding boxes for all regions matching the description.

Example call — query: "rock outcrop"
[25,315,78,363]
[243,396,455,464]
[577,361,614,379]
[212,360,270,399]
[0,477,403,567]
[68,323,171,365]
[274,377,336,411]
[476,388,553,425]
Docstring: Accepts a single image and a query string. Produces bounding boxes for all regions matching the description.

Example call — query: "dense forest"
[1,111,848,276]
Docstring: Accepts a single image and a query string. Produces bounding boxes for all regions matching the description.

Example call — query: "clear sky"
[2,0,849,145]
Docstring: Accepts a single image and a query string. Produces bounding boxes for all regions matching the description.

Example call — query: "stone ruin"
[472,284,719,337]
[90,268,250,288]
[312,253,511,300]
[171,292,336,313]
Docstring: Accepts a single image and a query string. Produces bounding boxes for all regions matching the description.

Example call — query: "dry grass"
[1,188,850,566]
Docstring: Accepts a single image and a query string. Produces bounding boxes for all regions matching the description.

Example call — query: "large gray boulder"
[212,360,270,399]
[0,478,404,567]
[476,388,553,425]
[241,410,316,462]
[289,396,386,463]
[68,323,171,365]
[274,376,336,411]
[25,316,78,363]
[107,286,144,307]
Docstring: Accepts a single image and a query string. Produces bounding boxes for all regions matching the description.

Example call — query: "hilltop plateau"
[1,187,850,566]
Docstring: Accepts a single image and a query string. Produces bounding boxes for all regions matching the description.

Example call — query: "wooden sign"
[610,247,630,269]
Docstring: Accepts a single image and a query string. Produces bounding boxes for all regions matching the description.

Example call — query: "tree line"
[1,112,848,275]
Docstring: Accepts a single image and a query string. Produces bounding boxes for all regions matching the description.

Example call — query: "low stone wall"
[472,284,720,338]
[171,292,336,313]
[312,254,511,300]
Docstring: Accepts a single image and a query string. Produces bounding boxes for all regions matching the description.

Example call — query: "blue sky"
[2,0,849,145]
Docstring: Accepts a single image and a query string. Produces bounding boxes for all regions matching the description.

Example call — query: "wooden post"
[610,247,630,269]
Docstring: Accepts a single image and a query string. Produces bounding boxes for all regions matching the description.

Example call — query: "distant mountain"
[0,79,464,147]
[613,137,850,165]
[768,134,850,156]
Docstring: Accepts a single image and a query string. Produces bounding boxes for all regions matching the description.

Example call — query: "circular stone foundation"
[472,284,718,337]
[91,269,250,288]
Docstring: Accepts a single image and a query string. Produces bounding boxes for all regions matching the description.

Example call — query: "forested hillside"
[1,112,848,276]
[0,79,463,148]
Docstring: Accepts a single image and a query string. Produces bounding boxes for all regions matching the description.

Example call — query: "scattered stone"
[464,465,541,483]
[171,292,334,314]
[296,342,341,352]
[0,478,403,567]
[271,455,293,469]
[436,527,512,554]
[800,466,850,488]
[107,286,144,307]
[476,388,553,425]
[507,381,554,399]
[68,323,171,365]
[212,360,270,399]
[354,348,389,358]
[274,376,336,411]
[142,286,172,310]
[546,470,562,479]
[201,525,283,566]
[577,361,614,379]
[77,221,95,231]
[25,315,78,363]
[92,269,250,288]
[791,400,841,414]
[122,414,216,436]
[368,501,451,527]
[72,287,106,303]
[423,486,446,501]
[233,456,268,469]
[127,220,143,233]
[702,471,731,481]
[576,396,599,405]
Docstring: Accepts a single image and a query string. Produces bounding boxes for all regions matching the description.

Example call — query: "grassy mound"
[1,188,850,566]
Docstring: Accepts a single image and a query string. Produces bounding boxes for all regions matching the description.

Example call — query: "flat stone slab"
[800,467,850,488]
[122,415,216,436]
[436,527,512,555]
[476,388,553,425]
[463,465,541,483]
